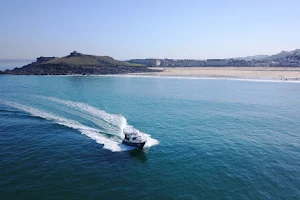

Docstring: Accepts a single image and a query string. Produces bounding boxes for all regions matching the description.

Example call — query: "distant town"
[1,49,300,75]
[129,49,300,67]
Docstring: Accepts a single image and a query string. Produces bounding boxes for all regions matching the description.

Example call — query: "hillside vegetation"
[4,51,156,75]
[45,53,142,66]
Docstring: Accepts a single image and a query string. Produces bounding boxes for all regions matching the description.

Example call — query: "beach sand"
[132,67,300,81]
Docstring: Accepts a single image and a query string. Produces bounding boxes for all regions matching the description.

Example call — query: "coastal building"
[129,54,300,68]
[205,59,228,66]
[160,59,205,67]
[155,59,161,66]
[253,62,268,67]
[36,56,56,63]
[180,60,205,67]
[129,59,156,67]
[227,59,250,66]
[269,61,280,66]
[70,51,81,56]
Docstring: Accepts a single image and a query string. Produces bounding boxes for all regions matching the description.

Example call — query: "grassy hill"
[44,52,142,66]
[5,51,156,75]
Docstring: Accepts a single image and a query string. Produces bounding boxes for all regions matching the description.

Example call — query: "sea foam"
[1,100,158,152]
[42,97,159,148]
[1,97,158,151]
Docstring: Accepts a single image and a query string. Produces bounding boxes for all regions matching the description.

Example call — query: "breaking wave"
[1,98,159,152]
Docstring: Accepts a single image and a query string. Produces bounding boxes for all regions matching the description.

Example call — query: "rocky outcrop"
[36,56,56,63]
[4,52,161,75]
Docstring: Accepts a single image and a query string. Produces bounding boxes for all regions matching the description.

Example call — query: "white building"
[155,59,161,66]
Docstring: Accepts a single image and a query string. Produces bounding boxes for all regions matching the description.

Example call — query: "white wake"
[42,97,159,148]
[1,98,159,151]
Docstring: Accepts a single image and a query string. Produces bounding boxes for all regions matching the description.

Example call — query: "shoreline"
[1,67,300,83]
[127,67,300,82]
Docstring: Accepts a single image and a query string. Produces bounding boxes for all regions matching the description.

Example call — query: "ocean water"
[0,75,300,199]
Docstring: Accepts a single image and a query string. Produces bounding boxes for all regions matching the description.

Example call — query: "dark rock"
[36,56,56,63]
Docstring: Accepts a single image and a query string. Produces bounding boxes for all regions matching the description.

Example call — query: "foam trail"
[42,97,125,135]
[0,100,132,152]
[55,104,121,135]
[42,96,159,148]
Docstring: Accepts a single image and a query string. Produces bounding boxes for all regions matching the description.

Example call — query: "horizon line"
[0,48,299,61]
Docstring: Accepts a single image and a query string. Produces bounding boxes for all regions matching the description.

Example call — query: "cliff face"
[4,52,159,75]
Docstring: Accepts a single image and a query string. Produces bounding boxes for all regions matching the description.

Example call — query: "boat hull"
[122,140,146,149]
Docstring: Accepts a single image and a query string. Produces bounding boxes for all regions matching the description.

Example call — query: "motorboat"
[122,131,146,149]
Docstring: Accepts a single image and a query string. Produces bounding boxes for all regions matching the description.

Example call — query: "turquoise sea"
[0,75,300,199]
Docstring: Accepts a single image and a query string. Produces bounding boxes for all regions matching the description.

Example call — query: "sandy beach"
[132,67,300,81]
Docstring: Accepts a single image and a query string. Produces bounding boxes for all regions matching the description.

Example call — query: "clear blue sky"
[1,0,300,60]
